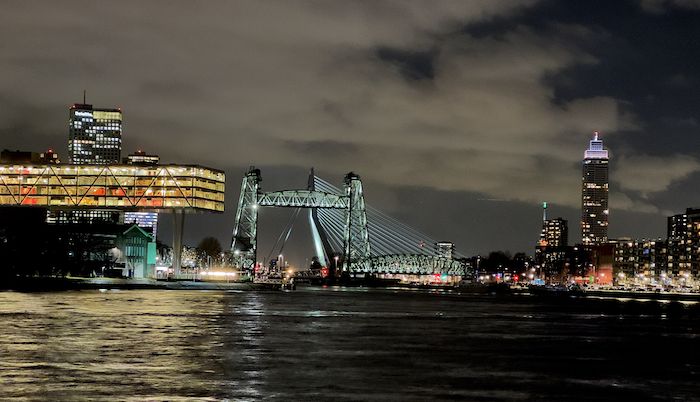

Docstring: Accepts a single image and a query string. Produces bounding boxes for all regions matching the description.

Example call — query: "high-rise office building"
[68,104,122,164]
[582,132,609,245]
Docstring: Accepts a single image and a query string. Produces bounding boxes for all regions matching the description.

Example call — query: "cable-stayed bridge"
[231,167,471,276]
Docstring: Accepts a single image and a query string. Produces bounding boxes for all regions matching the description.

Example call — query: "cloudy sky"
[2,0,700,267]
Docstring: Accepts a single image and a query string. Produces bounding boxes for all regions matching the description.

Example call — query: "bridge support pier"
[172,211,185,277]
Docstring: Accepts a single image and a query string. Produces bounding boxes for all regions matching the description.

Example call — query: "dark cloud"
[376,47,437,81]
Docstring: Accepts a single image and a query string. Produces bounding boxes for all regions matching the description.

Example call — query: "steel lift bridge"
[230,167,471,277]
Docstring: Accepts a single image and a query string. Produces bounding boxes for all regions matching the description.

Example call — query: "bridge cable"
[264,207,302,265]
[313,176,467,259]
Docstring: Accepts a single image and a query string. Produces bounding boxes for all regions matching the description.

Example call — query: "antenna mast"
[543,201,547,221]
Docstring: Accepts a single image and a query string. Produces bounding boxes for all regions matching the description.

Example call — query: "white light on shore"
[201,271,237,277]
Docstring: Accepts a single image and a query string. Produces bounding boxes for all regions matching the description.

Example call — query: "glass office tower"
[68,104,122,164]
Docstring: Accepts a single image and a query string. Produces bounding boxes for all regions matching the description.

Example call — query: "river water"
[1,286,699,401]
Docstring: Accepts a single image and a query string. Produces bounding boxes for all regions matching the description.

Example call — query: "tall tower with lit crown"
[582,132,609,245]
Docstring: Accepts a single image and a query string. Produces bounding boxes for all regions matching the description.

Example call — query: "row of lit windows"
[0,185,224,196]
[0,165,224,180]
[6,196,223,211]
[4,176,220,185]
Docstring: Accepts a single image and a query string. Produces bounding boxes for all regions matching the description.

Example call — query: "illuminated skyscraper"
[582,132,609,245]
[68,104,122,164]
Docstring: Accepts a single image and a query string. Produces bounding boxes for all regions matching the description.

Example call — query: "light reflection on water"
[1,288,699,401]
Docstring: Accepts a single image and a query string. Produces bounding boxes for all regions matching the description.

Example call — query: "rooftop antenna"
[543,201,547,221]
[83,90,86,104]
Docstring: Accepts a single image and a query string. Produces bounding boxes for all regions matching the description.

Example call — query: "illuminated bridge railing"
[0,164,225,212]
[258,190,349,209]
[359,255,471,276]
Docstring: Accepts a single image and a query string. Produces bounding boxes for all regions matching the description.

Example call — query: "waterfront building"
[582,132,609,245]
[0,162,225,278]
[121,224,156,278]
[0,164,225,211]
[666,208,700,281]
[611,238,667,285]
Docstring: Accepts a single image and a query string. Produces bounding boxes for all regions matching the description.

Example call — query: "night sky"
[2,1,700,268]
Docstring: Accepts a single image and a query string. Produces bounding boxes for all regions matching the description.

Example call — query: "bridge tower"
[230,167,261,270]
[342,172,370,271]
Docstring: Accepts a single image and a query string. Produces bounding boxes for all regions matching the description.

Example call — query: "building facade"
[535,217,569,280]
[538,217,568,248]
[666,208,700,280]
[612,238,668,285]
[68,104,122,165]
[436,242,455,259]
[123,149,160,165]
[123,150,161,237]
[0,164,225,211]
[582,132,609,245]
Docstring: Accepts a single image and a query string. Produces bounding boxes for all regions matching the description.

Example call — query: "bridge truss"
[230,167,471,276]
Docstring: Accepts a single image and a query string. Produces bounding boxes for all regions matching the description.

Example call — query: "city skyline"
[1,1,700,267]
